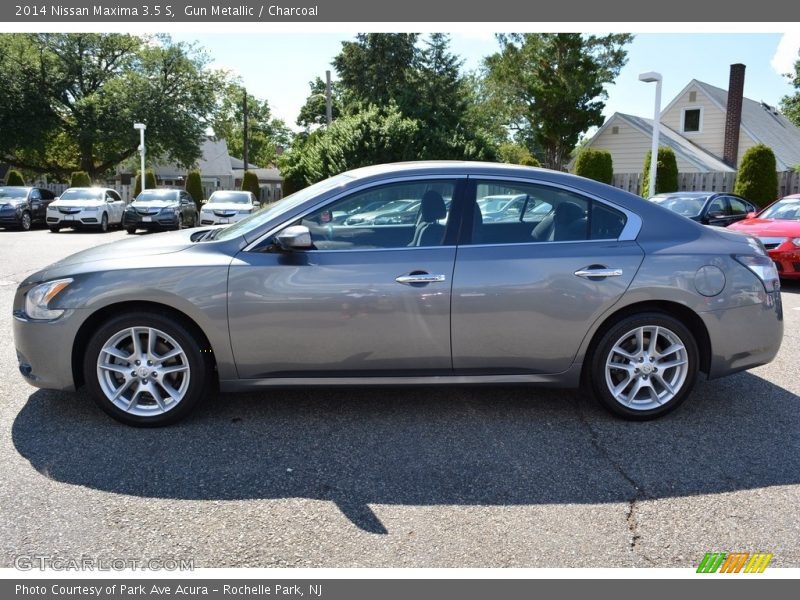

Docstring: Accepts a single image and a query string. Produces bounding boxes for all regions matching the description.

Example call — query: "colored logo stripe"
[697,552,773,573]
[744,553,773,573]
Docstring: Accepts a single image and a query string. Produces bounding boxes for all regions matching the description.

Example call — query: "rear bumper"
[700,290,783,379]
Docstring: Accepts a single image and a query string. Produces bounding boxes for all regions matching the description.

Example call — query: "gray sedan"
[12,162,783,426]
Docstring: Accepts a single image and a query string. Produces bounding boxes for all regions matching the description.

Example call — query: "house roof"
[144,138,234,180]
[594,112,735,173]
[232,167,282,182]
[663,79,800,171]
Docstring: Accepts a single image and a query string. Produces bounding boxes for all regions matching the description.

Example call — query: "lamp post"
[133,122,147,191]
[638,72,662,198]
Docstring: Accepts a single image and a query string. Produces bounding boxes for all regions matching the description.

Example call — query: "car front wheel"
[98,212,109,232]
[589,312,698,420]
[20,211,32,231]
[83,312,211,426]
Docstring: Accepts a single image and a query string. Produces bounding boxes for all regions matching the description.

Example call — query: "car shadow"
[12,372,800,534]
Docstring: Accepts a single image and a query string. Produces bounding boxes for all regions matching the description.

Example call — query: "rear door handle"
[574,267,623,279]
[396,273,447,285]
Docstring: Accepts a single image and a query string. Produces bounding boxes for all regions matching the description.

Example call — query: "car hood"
[50,199,106,208]
[203,203,251,211]
[130,200,178,209]
[728,218,800,237]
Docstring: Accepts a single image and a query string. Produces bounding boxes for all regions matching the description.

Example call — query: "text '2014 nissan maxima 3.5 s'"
[13,162,783,426]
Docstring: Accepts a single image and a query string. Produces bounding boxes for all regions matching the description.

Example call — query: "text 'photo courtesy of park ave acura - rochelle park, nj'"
[1,19,800,589]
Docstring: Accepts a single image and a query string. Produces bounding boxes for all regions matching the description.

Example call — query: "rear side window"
[470,181,626,244]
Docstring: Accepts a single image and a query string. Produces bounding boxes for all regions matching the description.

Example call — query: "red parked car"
[728,194,800,279]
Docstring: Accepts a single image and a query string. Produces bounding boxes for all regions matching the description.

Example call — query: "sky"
[169,31,800,134]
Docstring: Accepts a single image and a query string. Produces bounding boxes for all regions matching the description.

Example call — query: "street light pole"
[638,72,662,198]
[133,122,147,191]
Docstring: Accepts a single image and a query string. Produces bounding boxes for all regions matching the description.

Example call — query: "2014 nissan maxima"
[13,162,783,426]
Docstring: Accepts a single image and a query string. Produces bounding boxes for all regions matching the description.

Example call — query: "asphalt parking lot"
[1,226,798,569]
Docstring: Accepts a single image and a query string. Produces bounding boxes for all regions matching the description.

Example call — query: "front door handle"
[574,267,623,279]
[396,273,447,285]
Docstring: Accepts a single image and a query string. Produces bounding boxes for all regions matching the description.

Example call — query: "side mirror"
[275,225,312,250]
[746,211,756,219]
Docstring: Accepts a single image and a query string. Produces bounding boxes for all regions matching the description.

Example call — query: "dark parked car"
[13,162,782,426]
[0,186,56,231]
[648,192,756,226]
[124,188,198,234]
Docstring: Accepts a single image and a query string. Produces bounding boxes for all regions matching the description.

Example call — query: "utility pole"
[325,70,332,126]
[243,91,249,171]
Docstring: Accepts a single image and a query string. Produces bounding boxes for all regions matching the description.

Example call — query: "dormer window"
[681,107,702,133]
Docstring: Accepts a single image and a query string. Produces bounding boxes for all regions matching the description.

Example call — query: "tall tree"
[332,33,418,110]
[780,53,800,128]
[212,82,292,166]
[0,33,224,179]
[296,76,343,130]
[485,33,633,170]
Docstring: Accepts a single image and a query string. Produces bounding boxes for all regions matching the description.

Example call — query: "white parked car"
[46,187,125,232]
[199,191,260,225]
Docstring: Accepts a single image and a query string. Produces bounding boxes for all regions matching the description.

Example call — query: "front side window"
[297,180,456,250]
[471,181,626,244]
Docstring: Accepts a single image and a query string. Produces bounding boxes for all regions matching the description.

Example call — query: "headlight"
[47,205,57,212]
[25,278,73,320]
[734,255,780,292]
[201,208,212,214]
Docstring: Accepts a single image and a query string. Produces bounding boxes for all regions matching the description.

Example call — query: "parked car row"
[0,186,263,234]
[647,191,800,280]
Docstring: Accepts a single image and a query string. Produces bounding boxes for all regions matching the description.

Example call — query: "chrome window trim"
[243,174,465,252]
[469,175,642,242]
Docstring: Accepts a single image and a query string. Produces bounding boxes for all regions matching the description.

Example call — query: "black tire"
[98,212,109,232]
[20,211,32,231]
[49,225,61,233]
[588,312,699,420]
[83,311,212,427]
[126,227,137,235]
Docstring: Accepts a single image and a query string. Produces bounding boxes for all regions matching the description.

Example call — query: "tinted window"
[30,189,41,200]
[707,197,728,216]
[470,181,625,244]
[297,180,456,250]
[728,197,749,215]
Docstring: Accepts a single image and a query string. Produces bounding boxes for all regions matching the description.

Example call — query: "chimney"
[723,63,746,167]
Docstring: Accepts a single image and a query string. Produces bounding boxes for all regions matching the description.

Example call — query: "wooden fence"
[612,170,800,198]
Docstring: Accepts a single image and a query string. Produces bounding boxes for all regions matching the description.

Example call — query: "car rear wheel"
[20,211,32,231]
[83,312,211,426]
[589,312,698,420]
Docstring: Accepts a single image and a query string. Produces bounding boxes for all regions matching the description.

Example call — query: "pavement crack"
[576,400,645,557]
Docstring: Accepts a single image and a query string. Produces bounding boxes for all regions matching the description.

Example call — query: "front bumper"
[199,212,249,226]
[0,207,24,226]
[47,210,102,227]
[768,246,800,279]
[123,211,179,230]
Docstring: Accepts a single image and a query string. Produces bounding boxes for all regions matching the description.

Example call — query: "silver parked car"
[13,162,783,426]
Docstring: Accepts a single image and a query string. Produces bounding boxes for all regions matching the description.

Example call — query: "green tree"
[280,105,420,189]
[574,148,613,184]
[185,170,204,208]
[132,169,157,197]
[485,33,633,170]
[5,169,25,185]
[779,54,800,127]
[0,33,225,180]
[332,33,418,110]
[213,83,293,167]
[70,171,91,187]
[734,144,778,207]
[296,76,343,130]
[241,170,261,198]
[497,143,541,167]
[641,146,679,197]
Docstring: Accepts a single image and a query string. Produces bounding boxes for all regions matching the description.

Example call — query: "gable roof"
[592,112,735,173]
[662,79,800,171]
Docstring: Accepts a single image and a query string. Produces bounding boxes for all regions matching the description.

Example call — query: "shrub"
[241,171,261,201]
[573,148,613,184]
[5,169,25,186]
[641,146,678,197]
[185,170,204,209]
[70,171,91,187]
[734,144,778,207]
[497,143,541,167]
[132,169,157,197]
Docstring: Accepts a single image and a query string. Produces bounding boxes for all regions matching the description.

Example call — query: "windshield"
[60,188,104,201]
[134,190,178,202]
[759,198,800,220]
[215,174,353,241]
[208,192,252,204]
[650,196,705,218]
[0,187,28,200]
